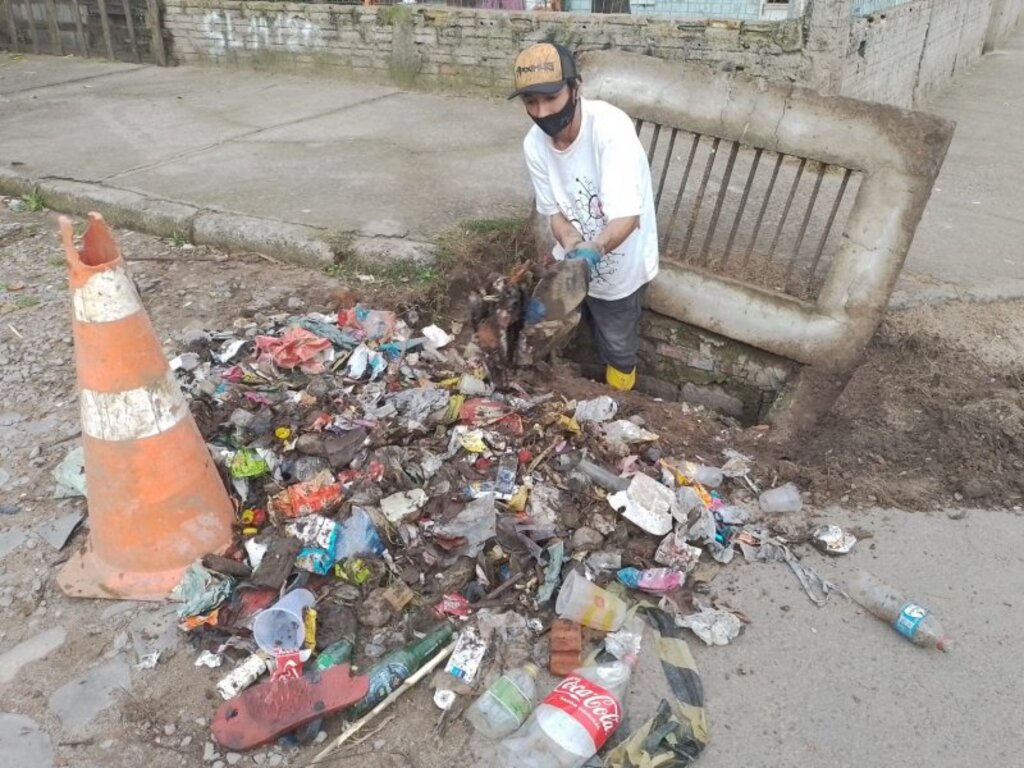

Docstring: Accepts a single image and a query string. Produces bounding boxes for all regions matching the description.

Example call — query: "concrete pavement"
[2,33,1024,296]
[2,43,1024,768]
[895,31,1024,306]
[0,55,532,264]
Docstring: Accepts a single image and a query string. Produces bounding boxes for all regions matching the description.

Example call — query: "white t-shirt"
[523,97,659,301]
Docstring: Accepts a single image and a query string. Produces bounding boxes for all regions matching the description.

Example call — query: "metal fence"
[636,123,860,302]
[1,0,166,63]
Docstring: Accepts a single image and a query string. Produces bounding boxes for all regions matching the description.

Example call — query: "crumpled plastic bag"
[739,527,845,606]
[254,326,333,374]
[432,494,497,557]
[171,563,235,619]
[677,607,743,646]
[573,395,618,423]
[388,387,450,427]
[338,306,397,341]
[346,343,387,380]
[52,445,87,498]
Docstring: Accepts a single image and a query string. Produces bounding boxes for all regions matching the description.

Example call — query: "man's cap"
[509,42,579,99]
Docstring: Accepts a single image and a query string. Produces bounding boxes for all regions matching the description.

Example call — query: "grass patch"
[15,295,40,309]
[48,256,65,268]
[322,216,533,325]
[325,256,439,285]
[20,188,45,213]
[170,230,188,248]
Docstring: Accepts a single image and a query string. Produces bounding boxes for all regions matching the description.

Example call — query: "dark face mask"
[532,87,578,139]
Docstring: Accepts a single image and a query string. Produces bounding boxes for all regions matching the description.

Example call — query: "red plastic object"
[212,663,369,751]
[267,472,343,521]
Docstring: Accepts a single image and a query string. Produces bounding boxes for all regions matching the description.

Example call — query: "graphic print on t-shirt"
[563,175,619,289]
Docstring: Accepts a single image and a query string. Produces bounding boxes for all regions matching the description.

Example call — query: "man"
[510,41,659,392]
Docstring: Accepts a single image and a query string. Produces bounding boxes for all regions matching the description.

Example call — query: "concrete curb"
[0,167,435,269]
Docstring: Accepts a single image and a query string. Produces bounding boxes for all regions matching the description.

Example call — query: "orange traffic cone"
[56,213,234,600]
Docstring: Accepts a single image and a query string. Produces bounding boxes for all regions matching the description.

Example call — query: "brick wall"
[841,0,996,108]
[158,0,1024,109]
[161,2,808,91]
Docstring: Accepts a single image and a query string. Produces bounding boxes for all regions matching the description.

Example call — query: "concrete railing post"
[804,0,854,96]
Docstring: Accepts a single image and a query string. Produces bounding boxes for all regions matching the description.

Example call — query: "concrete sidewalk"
[1,34,1023,296]
[0,55,532,264]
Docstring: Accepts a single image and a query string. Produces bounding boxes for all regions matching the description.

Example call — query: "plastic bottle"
[466,663,540,739]
[351,623,455,715]
[496,656,634,768]
[679,461,723,488]
[846,571,952,651]
[554,451,629,493]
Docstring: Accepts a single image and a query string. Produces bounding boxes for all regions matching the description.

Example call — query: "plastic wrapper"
[171,563,235,619]
[573,395,618,423]
[52,445,87,498]
[338,306,397,341]
[460,398,524,435]
[431,494,497,557]
[616,567,686,593]
[422,324,453,348]
[677,608,743,646]
[586,552,622,571]
[335,507,386,560]
[254,326,333,374]
[536,540,565,605]
[346,343,387,380]
[230,447,271,479]
[267,470,344,522]
[381,488,429,523]
[434,593,472,618]
[601,419,659,448]
[655,530,703,571]
[605,615,645,661]
[739,527,845,606]
[388,387,450,427]
[285,515,340,575]
[444,627,487,683]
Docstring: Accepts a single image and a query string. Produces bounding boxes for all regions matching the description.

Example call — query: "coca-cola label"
[543,675,622,748]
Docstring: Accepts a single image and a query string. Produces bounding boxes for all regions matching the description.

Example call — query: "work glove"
[565,241,604,278]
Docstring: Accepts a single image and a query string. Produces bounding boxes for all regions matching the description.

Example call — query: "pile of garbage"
[150,297,863,763]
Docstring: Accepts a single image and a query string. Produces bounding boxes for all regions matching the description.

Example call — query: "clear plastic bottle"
[495,657,634,768]
[847,570,952,651]
[680,461,723,488]
[554,451,629,493]
[466,663,540,739]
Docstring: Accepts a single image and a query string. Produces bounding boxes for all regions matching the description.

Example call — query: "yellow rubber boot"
[606,365,636,391]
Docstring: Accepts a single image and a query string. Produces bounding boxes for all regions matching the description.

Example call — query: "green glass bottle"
[313,639,354,672]
[351,623,454,715]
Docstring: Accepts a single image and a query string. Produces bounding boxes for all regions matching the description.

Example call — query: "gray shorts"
[581,284,647,371]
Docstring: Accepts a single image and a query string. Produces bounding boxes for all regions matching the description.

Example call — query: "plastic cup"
[555,570,627,632]
[252,588,315,653]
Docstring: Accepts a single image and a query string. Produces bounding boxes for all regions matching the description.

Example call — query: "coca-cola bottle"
[495,656,635,768]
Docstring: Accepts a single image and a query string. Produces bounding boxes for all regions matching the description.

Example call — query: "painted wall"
[155,0,1024,108]
[841,0,997,107]
[162,2,808,90]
